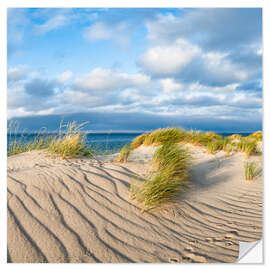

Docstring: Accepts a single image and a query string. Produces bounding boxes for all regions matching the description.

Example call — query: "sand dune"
[7,146,262,263]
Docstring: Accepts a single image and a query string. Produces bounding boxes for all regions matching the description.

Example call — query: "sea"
[7,132,253,154]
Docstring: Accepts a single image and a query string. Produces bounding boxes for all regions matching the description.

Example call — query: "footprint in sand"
[224,230,238,240]
[183,253,207,263]
[169,258,180,263]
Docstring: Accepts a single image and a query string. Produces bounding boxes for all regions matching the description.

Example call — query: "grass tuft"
[142,128,184,146]
[248,131,263,142]
[237,138,257,157]
[118,143,131,162]
[47,122,93,159]
[130,134,149,150]
[131,143,191,211]
[244,161,261,180]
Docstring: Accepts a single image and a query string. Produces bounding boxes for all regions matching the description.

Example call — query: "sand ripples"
[7,150,262,263]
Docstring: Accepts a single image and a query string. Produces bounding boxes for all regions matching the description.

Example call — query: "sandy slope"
[7,145,262,263]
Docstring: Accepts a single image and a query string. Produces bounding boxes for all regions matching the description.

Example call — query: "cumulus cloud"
[7,65,29,82]
[140,40,248,86]
[160,78,183,93]
[56,71,73,83]
[146,9,262,51]
[74,68,150,92]
[24,77,58,97]
[83,21,130,47]
[140,39,201,76]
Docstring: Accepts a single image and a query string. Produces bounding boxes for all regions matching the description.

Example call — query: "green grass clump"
[131,143,191,211]
[47,122,93,159]
[248,131,263,142]
[244,161,261,180]
[142,128,183,146]
[118,143,131,162]
[237,139,257,157]
[130,134,149,150]
[206,140,223,154]
[229,134,242,140]
[8,121,53,156]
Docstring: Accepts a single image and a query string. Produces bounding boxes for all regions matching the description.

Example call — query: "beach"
[7,143,262,263]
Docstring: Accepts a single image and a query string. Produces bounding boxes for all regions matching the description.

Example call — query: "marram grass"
[130,143,192,212]
[118,143,131,162]
[244,161,261,180]
[8,121,94,159]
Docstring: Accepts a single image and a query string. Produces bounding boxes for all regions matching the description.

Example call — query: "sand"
[7,145,263,263]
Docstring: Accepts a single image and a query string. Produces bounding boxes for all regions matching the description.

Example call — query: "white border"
[1,0,268,269]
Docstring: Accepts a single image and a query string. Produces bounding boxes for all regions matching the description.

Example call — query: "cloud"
[9,111,262,133]
[7,65,29,82]
[140,39,201,76]
[24,77,58,97]
[83,21,130,47]
[139,41,248,86]
[33,14,70,34]
[73,68,150,92]
[146,9,262,51]
[160,78,183,93]
[56,71,73,83]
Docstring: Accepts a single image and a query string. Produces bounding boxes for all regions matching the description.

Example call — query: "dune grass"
[130,134,149,150]
[237,138,257,157]
[142,128,184,146]
[8,121,53,156]
[248,131,263,142]
[47,122,93,159]
[118,143,131,162]
[244,161,261,180]
[8,121,94,159]
[130,143,192,212]
[129,128,260,158]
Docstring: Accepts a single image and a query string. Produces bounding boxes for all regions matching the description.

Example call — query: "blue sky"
[7,8,262,132]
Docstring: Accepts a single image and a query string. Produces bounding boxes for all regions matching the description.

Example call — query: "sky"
[7,8,262,132]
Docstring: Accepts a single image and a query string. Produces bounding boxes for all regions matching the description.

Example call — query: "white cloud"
[34,15,69,34]
[140,39,201,76]
[56,71,73,83]
[74,68,150,91]
[201,52,248,82]
[83,22,130,47]
[7,65,28,82]
[160,78,183,93]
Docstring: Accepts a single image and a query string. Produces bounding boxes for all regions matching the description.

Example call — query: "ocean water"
[7,132,253,154]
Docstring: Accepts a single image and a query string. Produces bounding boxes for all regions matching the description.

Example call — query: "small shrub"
[118,143,131,162]
[244,161,261,180]
[131,143,191,211]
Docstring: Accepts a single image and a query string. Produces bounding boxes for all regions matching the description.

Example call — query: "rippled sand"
[7,146,262,263]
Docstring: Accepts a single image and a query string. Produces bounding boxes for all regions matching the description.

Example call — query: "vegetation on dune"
[229,134,242,140]
[8,121,94,159]
[244,161,261,180]
[8,121,53,156]
[142,128,184,146]
[248,131,263,142]
[118,143,131,162]
[128,128,261,157]
[130,143,192,211]
[47,122,93,159]
[130,134,149,150]
[206,140,223,154]
[236,138,257,157]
